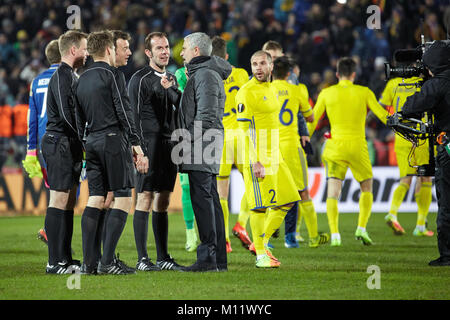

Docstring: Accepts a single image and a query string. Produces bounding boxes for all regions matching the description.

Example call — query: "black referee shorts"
[41,132,83,191]
[85,128,134,197]
[136,135,177,193]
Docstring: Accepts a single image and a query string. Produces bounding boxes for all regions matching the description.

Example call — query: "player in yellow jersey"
[308,57,389,246]
[236,51,300,267]
[210,36,252,253]
[263,40,305,243]
[271,56,330,248]
[379,75,434,237]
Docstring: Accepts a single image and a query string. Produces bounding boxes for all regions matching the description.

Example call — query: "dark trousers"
[435,147,450,260]
[285,202,299,234]
[188,170,227,269]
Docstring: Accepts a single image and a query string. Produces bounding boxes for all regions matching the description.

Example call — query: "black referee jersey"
[46,62,79,138]
[75,61,141,146]
[127,65,181,140]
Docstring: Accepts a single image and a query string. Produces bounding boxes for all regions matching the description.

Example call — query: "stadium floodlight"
[336,0,347,4]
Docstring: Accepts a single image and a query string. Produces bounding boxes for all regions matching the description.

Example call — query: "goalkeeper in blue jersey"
[24,40,61,245]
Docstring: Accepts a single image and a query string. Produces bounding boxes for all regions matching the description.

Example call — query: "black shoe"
[97,258,136,275]
[115,253,136,273]
[136,257,160,271]
[428,257,450,266]
[46,261,80,274]
[180,261,217,272]
[156,255,183,271]
[80,263,98,275]
[217,264,228,272]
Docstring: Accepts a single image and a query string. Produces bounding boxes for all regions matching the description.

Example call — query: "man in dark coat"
[167,32,232,272]
[403,40,450,266]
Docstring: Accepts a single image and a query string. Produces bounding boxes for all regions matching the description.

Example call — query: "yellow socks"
[389,182,409,219]
[326,197,339,234]
[358,191,373,229]
[296,204,303,235]
[238,193,251,228]
[415,182,432,227]
[220,198,230,242]
[250,210,266,255]
[299,200,318,239]
[263,207,288,245]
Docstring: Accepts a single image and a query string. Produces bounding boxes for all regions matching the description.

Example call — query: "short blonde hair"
[45,40,61,64]
[58,30,88,56]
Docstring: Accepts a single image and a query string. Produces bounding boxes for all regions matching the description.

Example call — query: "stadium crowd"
[0,0,449,169]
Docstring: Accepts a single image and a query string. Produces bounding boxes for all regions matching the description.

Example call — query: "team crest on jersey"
[237,103,245,113]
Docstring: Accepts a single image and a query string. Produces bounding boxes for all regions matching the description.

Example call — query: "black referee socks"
[81,207,103,267]
[101,209,128,265]
[133,210,149,261]
[62,209,74,262]
[44,207,65,265]
[152,211,169,261]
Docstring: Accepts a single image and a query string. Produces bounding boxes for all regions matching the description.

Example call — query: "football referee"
[128,32,182,271]
[75,31,148,275]
[41,30,88,274]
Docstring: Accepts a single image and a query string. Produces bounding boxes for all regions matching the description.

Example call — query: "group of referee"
[38,29,196,275]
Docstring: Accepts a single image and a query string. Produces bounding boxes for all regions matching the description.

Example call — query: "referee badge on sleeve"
[237,103,245,113]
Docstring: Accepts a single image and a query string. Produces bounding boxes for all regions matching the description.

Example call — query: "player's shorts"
[321,138,373,182]
[85,128,134,197]
[280,140,308,191]
[243,154,300,210]
[395,137,429,177]
[218,131,244,179]
[41,132,83,191]
[136,134,177,193]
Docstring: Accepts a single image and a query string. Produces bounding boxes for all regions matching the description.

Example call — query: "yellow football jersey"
[379,76,422,148]
[271,80,312,145]
[308,80,389,139]
[223,67,249,130]
[236,77,280,166]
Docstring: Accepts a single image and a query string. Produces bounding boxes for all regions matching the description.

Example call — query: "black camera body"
[385,41,437,177]
[384,40,434,80]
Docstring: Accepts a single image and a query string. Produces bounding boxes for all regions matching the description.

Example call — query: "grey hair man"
[171,32,231,272]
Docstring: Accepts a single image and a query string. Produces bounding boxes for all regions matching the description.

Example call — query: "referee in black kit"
[128,32,182,271]
[41,30,88,274]
[75,31,148,275]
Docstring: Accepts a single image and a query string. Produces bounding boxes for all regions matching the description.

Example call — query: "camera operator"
[402,40,450,266]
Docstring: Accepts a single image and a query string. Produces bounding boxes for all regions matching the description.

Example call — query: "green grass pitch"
[1,211,449,300]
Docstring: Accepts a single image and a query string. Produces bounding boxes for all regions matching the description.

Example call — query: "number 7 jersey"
[27,63,60,151]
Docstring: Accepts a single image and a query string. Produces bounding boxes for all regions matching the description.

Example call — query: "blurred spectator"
[0,103,13,172]
[0,0,449,168]
[12,101,28,165]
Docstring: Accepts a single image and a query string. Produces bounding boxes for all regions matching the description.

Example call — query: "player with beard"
[127,32,183,271]
[41,30,88,274]
[235,50,300,267]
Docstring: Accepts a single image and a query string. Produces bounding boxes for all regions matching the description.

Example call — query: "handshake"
[22,150,43,178]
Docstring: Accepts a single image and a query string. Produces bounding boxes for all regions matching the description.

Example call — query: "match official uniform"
[75,61,141,197]
[128,66,178,193]
[42,62,83,191]
[41,61,83,269]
